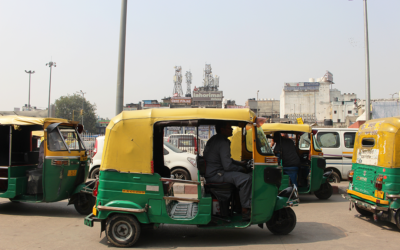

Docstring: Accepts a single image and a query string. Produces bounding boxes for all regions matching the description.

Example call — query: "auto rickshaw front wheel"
[266,207,297,235]
[74,193,96,215]
[106,214,141,248]
[314,182,333,200]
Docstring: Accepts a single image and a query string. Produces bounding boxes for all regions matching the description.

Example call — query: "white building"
[280,72,358,124]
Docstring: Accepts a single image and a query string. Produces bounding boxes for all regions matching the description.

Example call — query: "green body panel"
[100,200,150,224]
[0,159,89,202]
[251,164,278,224]
[309,156,325,193]
[349,163,400,208]
[279,174,290,190]
[96,171,212,225]
[0,165,36,198]
[42,158,89,202]
[278,156,325,193]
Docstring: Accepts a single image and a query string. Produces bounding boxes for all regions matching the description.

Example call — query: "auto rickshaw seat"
[196,155,236,217]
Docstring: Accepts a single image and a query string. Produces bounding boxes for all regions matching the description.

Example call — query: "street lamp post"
[78,90,86,127]
[257,90,259,117]
[46,61,56,117]
[116,0,128,115]
[363,0,371,120]
[25,70,35,110]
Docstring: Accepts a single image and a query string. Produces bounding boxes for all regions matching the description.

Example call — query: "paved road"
[1,194,399,250]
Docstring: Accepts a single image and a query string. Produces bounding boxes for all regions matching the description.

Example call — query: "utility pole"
[116,0,128,115]
[363,0,371,120]
[25,70,35,110]
[257,90,259,117]
[46,61,56,117]
[77,90,86,127]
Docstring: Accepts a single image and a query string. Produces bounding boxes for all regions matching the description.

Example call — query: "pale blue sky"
[1,0,399,119]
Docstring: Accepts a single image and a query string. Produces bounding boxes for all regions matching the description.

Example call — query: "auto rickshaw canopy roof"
[101,108,256,173]
[0,116,70,126]
[353,116,400,168]
[261,123,312,134]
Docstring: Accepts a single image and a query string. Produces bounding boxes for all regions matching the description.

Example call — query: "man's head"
[273,132,281,141]
[216,121,233,137]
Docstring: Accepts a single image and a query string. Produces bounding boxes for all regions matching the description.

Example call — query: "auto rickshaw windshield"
[244,126,273,155]
[48,126,84,151]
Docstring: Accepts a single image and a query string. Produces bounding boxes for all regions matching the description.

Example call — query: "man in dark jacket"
[273,132,301,187]
[203,122,251,220]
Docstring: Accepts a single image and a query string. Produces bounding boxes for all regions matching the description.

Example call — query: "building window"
[348,110,352,114]
[334,110,337,114]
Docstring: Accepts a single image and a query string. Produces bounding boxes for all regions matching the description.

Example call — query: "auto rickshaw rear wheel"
[328,172,341,183]
[354,205,373,217]
[74,193,96,215]
[314,182,333,200]
[106,214,141,247]
[266,207,297,235]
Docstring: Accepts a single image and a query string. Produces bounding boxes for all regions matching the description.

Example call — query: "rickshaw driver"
[203,121,252,220]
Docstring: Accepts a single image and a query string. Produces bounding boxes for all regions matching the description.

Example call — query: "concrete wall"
[372,101,400,119]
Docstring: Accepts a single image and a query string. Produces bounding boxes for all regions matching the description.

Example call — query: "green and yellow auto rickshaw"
[231,123,332,199]
[343,117,400,229]
[0,116,95,214]
[84,109,299,247]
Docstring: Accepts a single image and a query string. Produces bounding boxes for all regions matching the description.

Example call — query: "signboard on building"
[192,91,223,101]
[144,104,161,108]
[297,118,304,124]
[226,105,249,109]
[124,107,137,111]
[284,82,320,92]
[171,97,192,104]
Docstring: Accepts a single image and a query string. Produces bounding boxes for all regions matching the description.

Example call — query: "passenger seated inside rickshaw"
[271,132,310,188]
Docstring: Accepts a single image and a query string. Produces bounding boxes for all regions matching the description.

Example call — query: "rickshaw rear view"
[343,117,400,229]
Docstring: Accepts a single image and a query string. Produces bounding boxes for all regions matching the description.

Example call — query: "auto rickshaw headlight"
[375,175,383,190]
[348,170,354,183]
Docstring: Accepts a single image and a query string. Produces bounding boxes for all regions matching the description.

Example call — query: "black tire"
[314,182,333,200]
[266,207,297,235]
[171,168,190,180]
[328,172,341,183]
[90,167,100,179]
[355,205,373,217]
[106,214,141,248]
[395,210,400,230]
[74,194,96,215]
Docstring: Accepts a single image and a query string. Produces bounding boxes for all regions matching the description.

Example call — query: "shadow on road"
[98,221,347,248]
[0,199,85,218]
[353,213,399,232]
[297,194,347,204]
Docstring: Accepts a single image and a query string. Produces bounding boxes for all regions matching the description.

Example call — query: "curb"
[175,183,349,195]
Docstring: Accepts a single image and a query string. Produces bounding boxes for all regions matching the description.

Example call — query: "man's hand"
[239,167,248,173]
[239,161,247,167]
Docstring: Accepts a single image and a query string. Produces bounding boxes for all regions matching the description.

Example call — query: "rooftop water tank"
[309,78,315,82]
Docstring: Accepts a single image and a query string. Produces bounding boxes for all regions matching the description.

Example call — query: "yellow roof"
[261,123,311,133]
[0,116,69,126]
[101,108,256,173]
[353,116,400,168]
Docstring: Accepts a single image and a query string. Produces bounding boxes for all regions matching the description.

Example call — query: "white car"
[164,141,198,180]
[89,137,198,181]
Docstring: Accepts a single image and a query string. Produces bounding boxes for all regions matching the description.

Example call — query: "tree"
[55,93,97,133]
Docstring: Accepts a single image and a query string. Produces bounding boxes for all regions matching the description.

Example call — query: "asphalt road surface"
[1,194,400,250]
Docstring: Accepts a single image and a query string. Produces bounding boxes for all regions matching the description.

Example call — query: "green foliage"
[55,94,97,133]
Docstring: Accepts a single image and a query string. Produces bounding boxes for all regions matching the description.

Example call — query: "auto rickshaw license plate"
[68,170,77,176]
[375,190,384,199]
